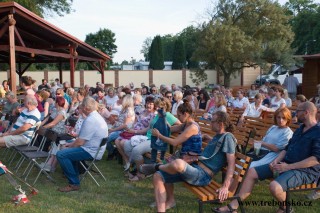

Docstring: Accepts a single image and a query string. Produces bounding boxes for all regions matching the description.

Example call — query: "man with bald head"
[0,95,41,148]
[216,101,320,213]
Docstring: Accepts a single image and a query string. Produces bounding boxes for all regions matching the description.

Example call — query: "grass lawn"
[0,156,318,213]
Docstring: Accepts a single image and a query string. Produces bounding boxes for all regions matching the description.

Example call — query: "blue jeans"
[157,163,212,186]
[106,131,121,155]
[56,147,93,186]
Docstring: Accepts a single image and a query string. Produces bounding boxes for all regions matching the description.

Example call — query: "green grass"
[0,155,318,213]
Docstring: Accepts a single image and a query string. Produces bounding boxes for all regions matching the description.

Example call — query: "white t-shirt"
[104,95,119,108]
[270,97,286,111]
[242,103,268,118]
[171,100,183,116]
[232,97,249,109]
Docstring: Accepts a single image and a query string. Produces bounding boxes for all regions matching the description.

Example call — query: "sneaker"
[139,163,157,176]
[123,162,130,171]
[306,190,320,200]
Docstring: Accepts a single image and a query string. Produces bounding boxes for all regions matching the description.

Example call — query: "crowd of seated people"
[0,77,319,210]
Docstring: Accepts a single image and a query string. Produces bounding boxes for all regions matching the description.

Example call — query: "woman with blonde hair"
[106,94,135,160]
[282,89,292,107]
[171,90,183,116]
[203,93,227,120]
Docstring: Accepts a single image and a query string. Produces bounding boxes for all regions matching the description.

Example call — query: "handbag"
[246,149,270,161]
[119,131,135,140]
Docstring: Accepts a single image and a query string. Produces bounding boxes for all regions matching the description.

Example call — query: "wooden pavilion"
[301,54,320,99]
[0,2,110,93]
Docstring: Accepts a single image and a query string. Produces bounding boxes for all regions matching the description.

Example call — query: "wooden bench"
[284,181,320,213]
[184,152,252,213]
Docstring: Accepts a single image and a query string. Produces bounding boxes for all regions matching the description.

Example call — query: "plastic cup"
[254,141,262,156]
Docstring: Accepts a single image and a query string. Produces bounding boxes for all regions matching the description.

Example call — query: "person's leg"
[215,167,261,211]
[153,172,168,212]
[129,141,151,179]
[160,150,166,160]
[115,138,129,164]
[106,131,121,156]
[159,159,187,175]
[56,147,93,186]
[0,137,6,147]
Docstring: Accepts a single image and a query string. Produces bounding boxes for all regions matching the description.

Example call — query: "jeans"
[56,147,93,186]
[106,131,121,155]
[151,149,165,163]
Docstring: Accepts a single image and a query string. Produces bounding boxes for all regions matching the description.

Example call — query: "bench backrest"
[228,152,252,196]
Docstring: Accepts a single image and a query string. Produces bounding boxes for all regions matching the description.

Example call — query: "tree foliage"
[161,34,176,61]
[148,36,164,70]
[172,38,186,69]
[285,0,320,55]
[178,26,200,69]
[140,37,152,61]
[85,28,117,58]
[0,0,73,17]
[193,0,295,86]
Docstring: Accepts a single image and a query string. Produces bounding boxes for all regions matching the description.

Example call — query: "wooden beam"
[8,14,16,94]
[21,62,32,76]
[59,61,63,83]
[0,16,7,25]
[100,60,105,84]
[14,26,25,47]
[88,61,101,72]
[15,45,71,58]
[0,22,9,39]
[69,47,75,87]
[77,55,101,62]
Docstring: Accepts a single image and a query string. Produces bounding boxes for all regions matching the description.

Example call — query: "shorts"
[3,135,29,147]
[157,163,212,186]
[254,164,317,191]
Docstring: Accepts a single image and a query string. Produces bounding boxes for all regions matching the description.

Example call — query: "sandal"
[212,204,237,213]
[277,205,294,213]
[129,174,146,182]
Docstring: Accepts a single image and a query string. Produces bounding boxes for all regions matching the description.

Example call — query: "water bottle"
[155,137,164,146]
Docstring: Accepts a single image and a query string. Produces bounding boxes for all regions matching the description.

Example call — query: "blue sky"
[46,0,318,63]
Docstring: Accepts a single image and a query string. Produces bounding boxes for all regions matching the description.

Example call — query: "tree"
[85,28,117,58]
[172,38,186,69]
[0,0,74,17]
[148,36,164,70]
[178,26,201,69]
[161,34,176,61]
[193,0,295,86]
[140,37,152,61]
[285,0,320,55]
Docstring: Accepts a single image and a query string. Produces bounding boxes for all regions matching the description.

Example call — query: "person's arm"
[2,123,32,136]
[261,142,279,152]
[270,150,286,167]
[152,123,198,146]
[65,137,86,148]
[170,123,185,133]
[273,156,319,173]
[218,153,235,201]
[110,112,134,132]
[43,114,64,129]
[43,101,49,118]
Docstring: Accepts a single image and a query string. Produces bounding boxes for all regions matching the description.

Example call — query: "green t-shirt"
[146,112,178,140]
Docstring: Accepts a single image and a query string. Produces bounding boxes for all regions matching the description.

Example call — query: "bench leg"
[237,197,245,213]
[198,200,203,213]
[285,191,290,213]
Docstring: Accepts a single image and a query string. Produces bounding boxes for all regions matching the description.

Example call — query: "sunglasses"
[152,90,156,92]
[56,93,61,95]
[166,96,172,98]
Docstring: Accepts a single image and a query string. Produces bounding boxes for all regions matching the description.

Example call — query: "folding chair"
[7,122,42,166]
[13,127,48,173]
[79,137,107,186]
[20,129,58,185]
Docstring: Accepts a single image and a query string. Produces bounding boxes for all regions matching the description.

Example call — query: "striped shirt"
[12,108,41,141]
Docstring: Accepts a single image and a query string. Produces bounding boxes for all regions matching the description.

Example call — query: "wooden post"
[59,62,63,83]
[100,61,105,84]
[8,14,16,94]
[69,47,75,87]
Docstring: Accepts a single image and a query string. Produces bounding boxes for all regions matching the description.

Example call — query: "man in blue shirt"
[215,102,320,213]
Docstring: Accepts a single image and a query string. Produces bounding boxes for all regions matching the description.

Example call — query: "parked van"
[255,64,303,85]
